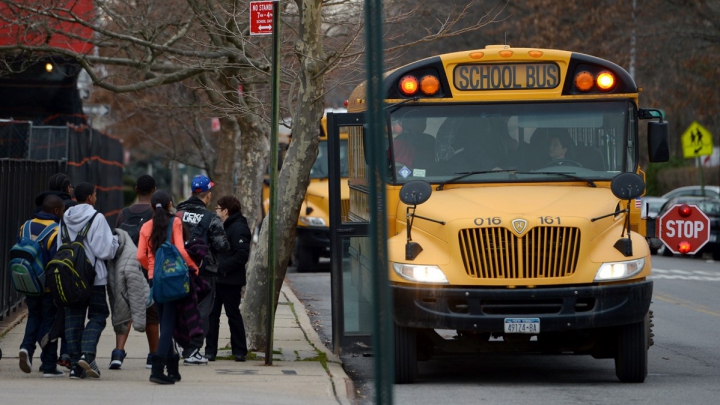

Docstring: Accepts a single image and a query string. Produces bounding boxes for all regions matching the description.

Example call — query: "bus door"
[327,112,372,354]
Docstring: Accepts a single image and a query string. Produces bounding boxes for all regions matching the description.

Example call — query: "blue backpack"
[153,219,190,303]
[9,220,58,296]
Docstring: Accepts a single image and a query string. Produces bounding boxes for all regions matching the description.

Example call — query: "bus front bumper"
[392,280,652,332]
[296,226,331,252]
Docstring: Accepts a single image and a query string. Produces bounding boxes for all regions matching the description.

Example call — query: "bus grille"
[459,227,581,279]
[340,199,350,222]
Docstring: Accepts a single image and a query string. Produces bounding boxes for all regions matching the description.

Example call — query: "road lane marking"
[651,268,720,281]
[653,293,720,317]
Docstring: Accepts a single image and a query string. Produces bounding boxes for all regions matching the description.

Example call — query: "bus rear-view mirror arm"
[590,173,646,257]
[399,181,444,260]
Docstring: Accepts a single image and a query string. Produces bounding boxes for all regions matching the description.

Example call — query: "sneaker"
[206,353,216,362]
[146,353,153,369]
[109,349,126,370]
[79,355,101,379]
[57,354,71,370]
[234,354,246,362]
[43,368,65,378]
[183,349,208,365]
[19,348,32,373]
[69,366,86,380]
[174,341,184,358]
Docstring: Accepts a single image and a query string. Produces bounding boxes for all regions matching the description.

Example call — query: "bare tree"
[0,0,504,348]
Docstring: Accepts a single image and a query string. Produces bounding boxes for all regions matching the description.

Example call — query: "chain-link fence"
[0,121,69,160]
[0,121,32,158]
[29,126,70,160]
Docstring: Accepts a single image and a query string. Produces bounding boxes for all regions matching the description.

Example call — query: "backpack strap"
[21,220,34,239]
[35,222,58,245]
[166,217,175,244]
[76,212,100,242]
[59,220,71,244]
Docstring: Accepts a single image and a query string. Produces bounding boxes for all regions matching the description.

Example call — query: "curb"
[282,283,355,405]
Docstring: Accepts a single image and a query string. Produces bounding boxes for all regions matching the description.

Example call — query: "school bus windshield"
[389,100,636,184]
[310,139,349,179]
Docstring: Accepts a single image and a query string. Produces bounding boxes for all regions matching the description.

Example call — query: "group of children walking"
[11,172,252,384]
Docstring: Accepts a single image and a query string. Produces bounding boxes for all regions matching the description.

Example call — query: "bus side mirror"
[610,173,646,257]
[399,181,433,260]
[648,121,669,163]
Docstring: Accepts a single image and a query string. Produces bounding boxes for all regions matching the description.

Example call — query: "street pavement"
[0,283,353,405]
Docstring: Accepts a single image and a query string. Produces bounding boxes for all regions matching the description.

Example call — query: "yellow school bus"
[263,112,350,272]
[328,45,669,383]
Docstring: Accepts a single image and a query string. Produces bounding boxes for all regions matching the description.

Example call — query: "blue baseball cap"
[191,175,214,193]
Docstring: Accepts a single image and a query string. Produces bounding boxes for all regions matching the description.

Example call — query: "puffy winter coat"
[107,228,150,334]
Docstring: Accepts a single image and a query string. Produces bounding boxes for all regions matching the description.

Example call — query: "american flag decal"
[635,199,642,208]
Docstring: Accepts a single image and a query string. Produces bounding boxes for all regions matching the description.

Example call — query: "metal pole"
[697,157,706,196]
[265,0,281,366]
[364,0,393,403]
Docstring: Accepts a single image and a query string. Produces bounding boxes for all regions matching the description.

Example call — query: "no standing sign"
[250,1,274,35]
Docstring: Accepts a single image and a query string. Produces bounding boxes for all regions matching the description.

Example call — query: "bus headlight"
[594,258,645,281]
[299,217,326,227]
[393,263,449,284]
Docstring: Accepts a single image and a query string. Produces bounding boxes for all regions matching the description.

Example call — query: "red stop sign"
[657,204,711,254]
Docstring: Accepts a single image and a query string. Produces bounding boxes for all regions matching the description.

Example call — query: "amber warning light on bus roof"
[399,74,440,96]
[575,70,615,92]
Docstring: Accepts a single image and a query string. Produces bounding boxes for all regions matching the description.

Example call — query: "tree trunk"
[242,0,326,350]
[210,116,241,202]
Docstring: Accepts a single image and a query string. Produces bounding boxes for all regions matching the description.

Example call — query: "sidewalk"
[0,283,353,405]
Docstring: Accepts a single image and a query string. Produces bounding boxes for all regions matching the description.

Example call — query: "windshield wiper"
[516,171,596,187]
[436,169,518,190]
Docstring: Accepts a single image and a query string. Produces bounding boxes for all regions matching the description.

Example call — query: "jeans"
[154,300,177,359]
[64,286,109,365]
[205,283,247,356]
[21,294,59,371]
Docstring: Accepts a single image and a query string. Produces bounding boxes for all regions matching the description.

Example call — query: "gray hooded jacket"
[107,228,150,334]
[59,203,119,286]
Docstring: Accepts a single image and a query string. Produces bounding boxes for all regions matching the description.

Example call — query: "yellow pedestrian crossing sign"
[681,121,714,158]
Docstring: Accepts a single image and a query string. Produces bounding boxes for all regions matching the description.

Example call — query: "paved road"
[287,255,720,405]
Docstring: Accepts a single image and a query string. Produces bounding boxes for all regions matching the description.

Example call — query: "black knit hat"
[48,173,72,192]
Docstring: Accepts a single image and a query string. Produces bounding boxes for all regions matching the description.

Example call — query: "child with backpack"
[109,174,158,370]
[51,183,119,379]
[11,194,65,377]
[136,190,198,385]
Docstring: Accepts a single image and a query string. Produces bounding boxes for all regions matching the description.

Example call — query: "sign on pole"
[250,1,274,35]
[681,121,714,158]
[657,203,711,254]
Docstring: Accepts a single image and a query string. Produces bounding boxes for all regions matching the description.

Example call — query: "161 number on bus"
[539,216,562,225]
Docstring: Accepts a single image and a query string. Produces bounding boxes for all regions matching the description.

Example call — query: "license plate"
[504,318,540,334]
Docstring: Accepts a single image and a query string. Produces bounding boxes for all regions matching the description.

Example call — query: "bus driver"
[392,110,436,173]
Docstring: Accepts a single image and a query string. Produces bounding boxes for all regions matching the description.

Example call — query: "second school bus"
[263,112,350,272]
[327,45,669,384]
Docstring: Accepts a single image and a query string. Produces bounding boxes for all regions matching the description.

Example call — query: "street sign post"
[657,203,711,254]
[250,1,274,35]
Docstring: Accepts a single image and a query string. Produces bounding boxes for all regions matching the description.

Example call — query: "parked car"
[661,185,720,200]
[641,196,666,219]
[650,196,720,259]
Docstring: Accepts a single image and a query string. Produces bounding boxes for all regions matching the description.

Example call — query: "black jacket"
[34,190,77,213]
[216,212,251,286]
[176,196,229,276]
